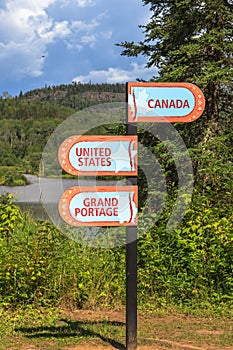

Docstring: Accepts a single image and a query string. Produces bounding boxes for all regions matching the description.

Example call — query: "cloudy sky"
[0,0,157,96]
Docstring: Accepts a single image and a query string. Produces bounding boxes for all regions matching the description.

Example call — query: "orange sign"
[58,135,138,176]
[59,186,138,226]
[127,82,205,123]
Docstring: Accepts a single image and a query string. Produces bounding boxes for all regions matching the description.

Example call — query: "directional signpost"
[58,81,205,350]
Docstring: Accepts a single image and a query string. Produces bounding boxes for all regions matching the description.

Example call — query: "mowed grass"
[0,307,125,350]
[0,307,232,350]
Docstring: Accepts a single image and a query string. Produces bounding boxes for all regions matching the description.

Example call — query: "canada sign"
[127,82,205,123]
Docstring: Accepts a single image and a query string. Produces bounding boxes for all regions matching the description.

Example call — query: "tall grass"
[0,194,232,312]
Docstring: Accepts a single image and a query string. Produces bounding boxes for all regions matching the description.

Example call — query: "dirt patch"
[62,309,125,323]
[65,347,168,350]
[196,329,225,335]
[60,309,233,350]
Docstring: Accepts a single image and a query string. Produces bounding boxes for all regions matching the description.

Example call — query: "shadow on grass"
[15,318,125,349]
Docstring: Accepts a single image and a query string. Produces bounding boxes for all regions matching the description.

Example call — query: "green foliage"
[118,0,233,137]
[0,118,64,172]
[117,5,232,311]
[0,83,125,173]
[22,82,125,109]
[0,194,232,311]
[0,169,29,186]
[119,0,232,84]
[137,197,233,308]
[0,199,125,308]
[0,194,23,236]
[190,132,233,213]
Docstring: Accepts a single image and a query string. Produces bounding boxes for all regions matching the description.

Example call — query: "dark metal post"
[126,83,138,349]
[126,225,137,350]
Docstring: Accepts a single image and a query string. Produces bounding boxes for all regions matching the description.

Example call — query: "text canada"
[148,99,190,109]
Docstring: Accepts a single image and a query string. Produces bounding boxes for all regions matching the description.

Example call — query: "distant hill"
[22,82,125,109]
[0,82,126,173]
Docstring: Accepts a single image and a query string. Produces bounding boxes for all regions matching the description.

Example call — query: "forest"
[0,0,232,317]
[0,82,125,183]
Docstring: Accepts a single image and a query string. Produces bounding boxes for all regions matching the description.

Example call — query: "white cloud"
[72,63,157,84]
[0,0,70,79]
[66,16,105,49]
[40,21,71,42]
[5,0,57,12]
[76,0,95,7]
[71,18,99,32]
[80,34,96,47]
[0,41,45,78]
[0,0,102,80]
[0,0,153,92]
[100,31,112,40]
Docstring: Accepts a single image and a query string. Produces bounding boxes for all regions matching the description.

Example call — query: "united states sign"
[127,82,205,123]
[58,135,138,176]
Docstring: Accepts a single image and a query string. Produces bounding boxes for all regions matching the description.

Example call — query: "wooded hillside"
[0,83,125,173]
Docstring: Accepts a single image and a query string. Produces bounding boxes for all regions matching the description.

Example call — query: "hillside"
[22,82,125,108]
[0,82,125,175]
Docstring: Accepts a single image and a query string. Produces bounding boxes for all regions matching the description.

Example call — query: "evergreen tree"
[118,0,233,140]
[118,0,233,211]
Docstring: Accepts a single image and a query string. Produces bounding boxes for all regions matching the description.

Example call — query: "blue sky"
[0,0,157,96]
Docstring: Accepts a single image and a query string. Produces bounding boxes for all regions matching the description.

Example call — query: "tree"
[118,0,233,140]
[118,0,233,213]
[2,91,12,99]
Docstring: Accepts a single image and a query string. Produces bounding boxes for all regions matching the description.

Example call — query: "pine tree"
[118,0,233,211]
[118,0,233,140]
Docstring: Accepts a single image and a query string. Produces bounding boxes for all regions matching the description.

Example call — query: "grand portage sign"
[127,82,205,123]
[59,186,138,227]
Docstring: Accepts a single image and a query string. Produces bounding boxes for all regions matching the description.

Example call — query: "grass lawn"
[0,307,232,350]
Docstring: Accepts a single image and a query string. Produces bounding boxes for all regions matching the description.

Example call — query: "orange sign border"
[58,135,138,176]
[58,186,138,227]
[127,82,205,123]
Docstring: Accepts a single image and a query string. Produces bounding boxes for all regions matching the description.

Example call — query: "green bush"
[137,197,233,308]
[0,197,125,308]
[0,194,23,236]
[0,193,232,311]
